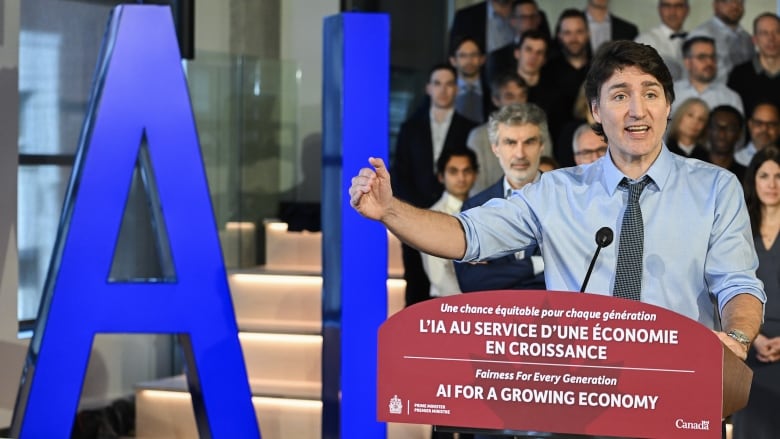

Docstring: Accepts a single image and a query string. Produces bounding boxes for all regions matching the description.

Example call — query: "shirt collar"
[601,144,671,195]
[458,78,482,92]
[503,171,541,197]
[429,107,454,124]
[442,191,464,212]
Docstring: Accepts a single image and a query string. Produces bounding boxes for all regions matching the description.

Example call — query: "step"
[136,377,430,439]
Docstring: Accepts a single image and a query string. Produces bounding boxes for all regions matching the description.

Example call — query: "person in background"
[391,63,478,307]
[544,9,592,137]
[734,102,780,167]
[486,0,551,82]
[732,145,780,439]
[450,0,514,57]
[456,103,547,299]
[421,148,479,299]
[634,0,690,80]
[572,123,608,165]
[707,105,746,181]
[467,72,531,194]
[672,36,743,115]
[666,97,710,161]
[688,0,753,84]
[728,13,780,117]
[584,0,638,53]
[449,36,493,124]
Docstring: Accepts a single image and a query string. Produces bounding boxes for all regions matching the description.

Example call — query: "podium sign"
[378,290,725,438]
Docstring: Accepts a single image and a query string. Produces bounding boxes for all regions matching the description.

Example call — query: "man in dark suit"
[455,103,546,298]
[585,0,638,52]
[449,36,495,124]
[485,0,552,83]
[449,0,514,57]
[392,63,478,307]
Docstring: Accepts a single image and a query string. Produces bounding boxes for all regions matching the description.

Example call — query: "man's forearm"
[383,198,467,260]
[721,293,764,340]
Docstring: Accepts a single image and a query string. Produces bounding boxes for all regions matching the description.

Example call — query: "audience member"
[728,13,780,117]
[486,0,551,82]
[572,123,608,165]
[689,0,753,84]
[735,102,780,166]
[673,36,743,115]
[666,97,710,161]
[391,63,478,307]
[544,9,592,136]
[467,72,530,194]
[450,0,514,57]
[449,36,493,124]
[514,30,556,117]
[349,40,765,367]
[707,105,746,181]
[732,145,780,439]
[421,148,478,300]
[456,103,546,297]
[634,0,690,80]
[585,0,638,53]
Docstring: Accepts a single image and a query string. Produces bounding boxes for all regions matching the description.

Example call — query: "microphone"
[580,227,614,292]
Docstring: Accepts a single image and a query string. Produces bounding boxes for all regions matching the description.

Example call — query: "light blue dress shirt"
[458,145,766,328]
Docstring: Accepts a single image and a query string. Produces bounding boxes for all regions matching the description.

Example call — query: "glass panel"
[187,52,299,268]
[18,164,71,321]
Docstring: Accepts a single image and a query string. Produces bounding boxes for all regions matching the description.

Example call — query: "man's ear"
[437,173,445,184]
[591,100,601,124]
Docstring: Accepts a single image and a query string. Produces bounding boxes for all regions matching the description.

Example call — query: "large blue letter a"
[11,5,260,438]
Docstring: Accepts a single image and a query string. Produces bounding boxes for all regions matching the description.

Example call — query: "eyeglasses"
[512,13,539,21]
[688,53,716,61]
[750,118,780,129]
[575,146,608,157]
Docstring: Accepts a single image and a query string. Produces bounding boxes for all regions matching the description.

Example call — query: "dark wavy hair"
[744,146,780,236]
[585,41,674,142]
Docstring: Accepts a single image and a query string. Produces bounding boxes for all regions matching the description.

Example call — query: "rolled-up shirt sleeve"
[457,196,540,263]
[706,172,767,312]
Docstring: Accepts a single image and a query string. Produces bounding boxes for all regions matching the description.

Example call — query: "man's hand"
[715,331,749,361]
[349,157,394,220]
[754,334,780,363]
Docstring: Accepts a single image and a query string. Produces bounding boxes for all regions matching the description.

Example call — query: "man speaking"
[349,40,765,361]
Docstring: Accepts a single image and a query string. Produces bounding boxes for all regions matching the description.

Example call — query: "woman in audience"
[665,97,710,161]
[732,146,780,439]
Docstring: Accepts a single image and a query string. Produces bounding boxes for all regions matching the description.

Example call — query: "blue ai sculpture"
[11,5,260,438]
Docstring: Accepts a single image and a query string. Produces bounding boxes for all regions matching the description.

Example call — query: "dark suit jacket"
[391,107,478,208]
[455,178,546,292]
[610,14,638,41]
[450,2,487,55]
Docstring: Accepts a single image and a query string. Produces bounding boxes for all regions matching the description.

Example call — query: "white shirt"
[689,16,754,84]
[421,192,465,297]
[635,23,686,81]
[429,107,454,172]
[734,141,757,167]
[466,124,501,195]
[587,12,611,53]
[672,79,744,115]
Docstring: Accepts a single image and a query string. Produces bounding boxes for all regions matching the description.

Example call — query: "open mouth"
[625,125,649,134]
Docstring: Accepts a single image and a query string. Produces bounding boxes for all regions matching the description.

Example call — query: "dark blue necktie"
[613,177,651,301]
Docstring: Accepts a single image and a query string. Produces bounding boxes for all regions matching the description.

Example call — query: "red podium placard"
[377,290,742,438]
